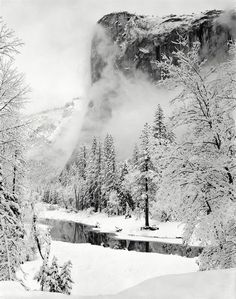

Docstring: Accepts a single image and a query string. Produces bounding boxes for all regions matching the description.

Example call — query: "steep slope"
[76,10,235,146]
[27,98,81,185]
[91,10,234,82]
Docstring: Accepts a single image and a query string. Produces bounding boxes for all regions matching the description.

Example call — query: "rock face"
[69,9,235,164]
[91,10,234,83]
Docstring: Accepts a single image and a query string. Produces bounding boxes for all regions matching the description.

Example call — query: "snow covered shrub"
[35,261,50,291]
[36,257,73,294]
[86,206,95,215]
[158,210,171,222]
[47,256,61,292]
[59,261,73,295]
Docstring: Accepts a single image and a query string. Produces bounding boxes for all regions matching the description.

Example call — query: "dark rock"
[91,10,234,83]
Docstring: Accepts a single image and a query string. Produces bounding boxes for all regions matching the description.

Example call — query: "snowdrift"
[1,267,235,299]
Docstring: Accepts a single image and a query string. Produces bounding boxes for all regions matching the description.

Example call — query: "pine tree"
[47,256,61,293]
[101,134,117,211]
[153,104,167,141]
[151,105,175,221]
[35,262,50,291]
[67,146,88,211]
[59,260,73,295]
[132,144,139,166]
[138,123,157,227]
[117,161,133,215]
[153,104,175,144]
[76,146,87,180]
[125,124,157,226]
[93,140,102,212]
[85,137,102,211]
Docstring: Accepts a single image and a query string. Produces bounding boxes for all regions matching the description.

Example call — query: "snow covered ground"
[37,203,184,243]
[1,265,236,298]
[18,241,198,296]
[116,267,236,299]
[3,203,214,298]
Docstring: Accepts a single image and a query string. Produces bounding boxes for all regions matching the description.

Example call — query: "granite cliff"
[91,10,234,83]
[70,9,235,162]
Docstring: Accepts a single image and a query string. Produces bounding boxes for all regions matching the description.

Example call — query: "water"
[40,218,203,258]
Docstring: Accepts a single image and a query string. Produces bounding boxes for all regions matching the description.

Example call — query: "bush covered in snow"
[36,256,73,295]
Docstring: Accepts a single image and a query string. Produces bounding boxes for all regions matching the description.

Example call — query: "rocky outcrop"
[91,10,234,83]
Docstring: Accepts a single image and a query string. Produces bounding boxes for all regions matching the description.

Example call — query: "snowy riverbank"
[1,203,234,298]
[37,203,185,244]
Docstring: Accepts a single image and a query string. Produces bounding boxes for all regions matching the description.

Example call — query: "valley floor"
[3,203,232,299]
[18,241,198,296]
[0,242,235,299]
[37,203,185,244]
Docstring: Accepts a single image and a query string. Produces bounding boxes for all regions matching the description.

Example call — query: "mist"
[77,25,176,159]
[26,7,236,171]
[76,9,236,160]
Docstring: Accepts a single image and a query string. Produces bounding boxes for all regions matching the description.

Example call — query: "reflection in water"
[40,218,202,258]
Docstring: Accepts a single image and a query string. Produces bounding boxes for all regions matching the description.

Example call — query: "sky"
[0,0,233,113]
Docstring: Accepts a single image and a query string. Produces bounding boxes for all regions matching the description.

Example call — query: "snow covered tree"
[0,19,22,58]
[153,104,167,140]
[47,256,61,293]
[150,105,175,221]
[35,261,50,291]
[85,137,102,211]
[116,161,134,215]
[0,42,29,195]
[0,23,29,281]
[132,144,139,166]
[35,229,51,290]
[59,260,73,295]
[125,124,157,226]
[158,39,236,269]
[153,104,175,144]
[138,123,157,227]
[101,134,117,211]
[76,145,87,180]
[0,166,24,280]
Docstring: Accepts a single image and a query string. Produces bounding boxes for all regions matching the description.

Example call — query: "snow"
[0,281,26,296]
[38,203,184,243]
[18,241,198,296]
[1,266,236,299]
[116,267,236,299]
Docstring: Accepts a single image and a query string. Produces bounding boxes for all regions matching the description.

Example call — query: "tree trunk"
[145,177,149,227]
[74,185,79,210]
[12,151,17,194]
[32,215,44,260]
